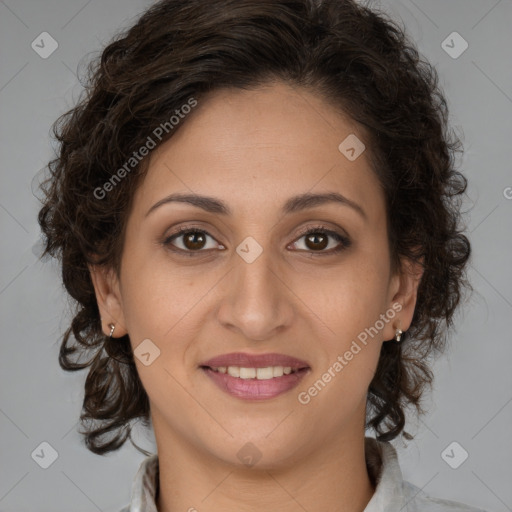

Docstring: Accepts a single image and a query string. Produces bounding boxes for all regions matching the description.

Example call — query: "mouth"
[199,352,311,400]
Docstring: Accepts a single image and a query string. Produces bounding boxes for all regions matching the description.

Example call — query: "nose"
[216,247,294,341]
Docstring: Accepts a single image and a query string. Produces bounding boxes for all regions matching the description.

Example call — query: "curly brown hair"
[37,0,472,456]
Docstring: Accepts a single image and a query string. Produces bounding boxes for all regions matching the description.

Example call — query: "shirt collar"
[126,436,406,512]
[363,436,407,511]
[128,451,159,512]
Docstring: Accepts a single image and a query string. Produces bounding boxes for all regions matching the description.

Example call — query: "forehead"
[132,82,385,223]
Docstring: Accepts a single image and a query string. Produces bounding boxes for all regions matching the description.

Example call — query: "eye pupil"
[184,231,206,250]
[306,232,328,250]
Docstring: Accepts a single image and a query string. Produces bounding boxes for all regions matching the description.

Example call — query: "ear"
[384,255,425,341]
[88,264,128,338]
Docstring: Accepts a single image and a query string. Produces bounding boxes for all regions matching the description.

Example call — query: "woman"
[37,0,484,510]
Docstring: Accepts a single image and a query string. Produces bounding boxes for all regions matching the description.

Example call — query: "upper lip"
[200,352,310,369]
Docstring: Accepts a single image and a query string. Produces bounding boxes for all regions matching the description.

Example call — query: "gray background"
[1,0,511,511]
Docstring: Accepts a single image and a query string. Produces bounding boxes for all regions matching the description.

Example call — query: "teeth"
[227,366,240,377]
[240,367,256,379]
[211,366,299,379]
[256,367,273,379]
[272,366,284,377]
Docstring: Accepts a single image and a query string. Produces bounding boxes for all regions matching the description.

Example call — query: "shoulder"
[402,480,488,512]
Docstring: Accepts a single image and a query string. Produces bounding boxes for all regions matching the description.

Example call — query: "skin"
[89,81,423,512]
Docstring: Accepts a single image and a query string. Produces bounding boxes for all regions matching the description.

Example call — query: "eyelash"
[161,225,351,257]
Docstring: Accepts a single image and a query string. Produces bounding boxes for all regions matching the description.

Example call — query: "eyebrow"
[145,191,367,220]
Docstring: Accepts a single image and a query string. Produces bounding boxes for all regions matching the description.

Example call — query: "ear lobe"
[88,264,127,338]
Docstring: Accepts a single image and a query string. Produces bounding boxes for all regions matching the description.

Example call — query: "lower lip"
[201,367,309,400]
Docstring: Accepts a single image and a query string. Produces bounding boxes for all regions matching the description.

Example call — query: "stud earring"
[394,328,403,342]
[108,323,116,338]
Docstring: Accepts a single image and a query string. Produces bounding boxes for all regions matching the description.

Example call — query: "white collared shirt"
[119,437,486,512]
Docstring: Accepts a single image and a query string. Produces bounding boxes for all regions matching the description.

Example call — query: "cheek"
[305,255,389,336]
[119,263,162,336]
[119,240,205,337]
[298,273,386,415]
[299,251,390,385]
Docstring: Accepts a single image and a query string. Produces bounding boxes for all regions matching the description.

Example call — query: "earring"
[108,323,116,338]
[394,328,403,342]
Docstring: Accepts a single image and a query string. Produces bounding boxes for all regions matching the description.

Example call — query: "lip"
[201,367,310,400]
[199,352,310,369]
[199,352,311,401]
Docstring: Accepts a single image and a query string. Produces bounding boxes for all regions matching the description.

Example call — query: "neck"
[154,426,375,512]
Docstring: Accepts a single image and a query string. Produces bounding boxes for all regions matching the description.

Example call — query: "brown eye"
[304,232,329,251]
[163,228,222,254]
[290,227,352,256]
[182,231,207,250]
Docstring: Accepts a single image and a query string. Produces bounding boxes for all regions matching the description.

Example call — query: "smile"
[208,365,302,379]
[201,365,309,400]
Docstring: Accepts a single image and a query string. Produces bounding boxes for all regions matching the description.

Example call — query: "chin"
[203,431,308,472]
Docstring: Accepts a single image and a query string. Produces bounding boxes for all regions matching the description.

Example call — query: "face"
[91,81,421,469]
